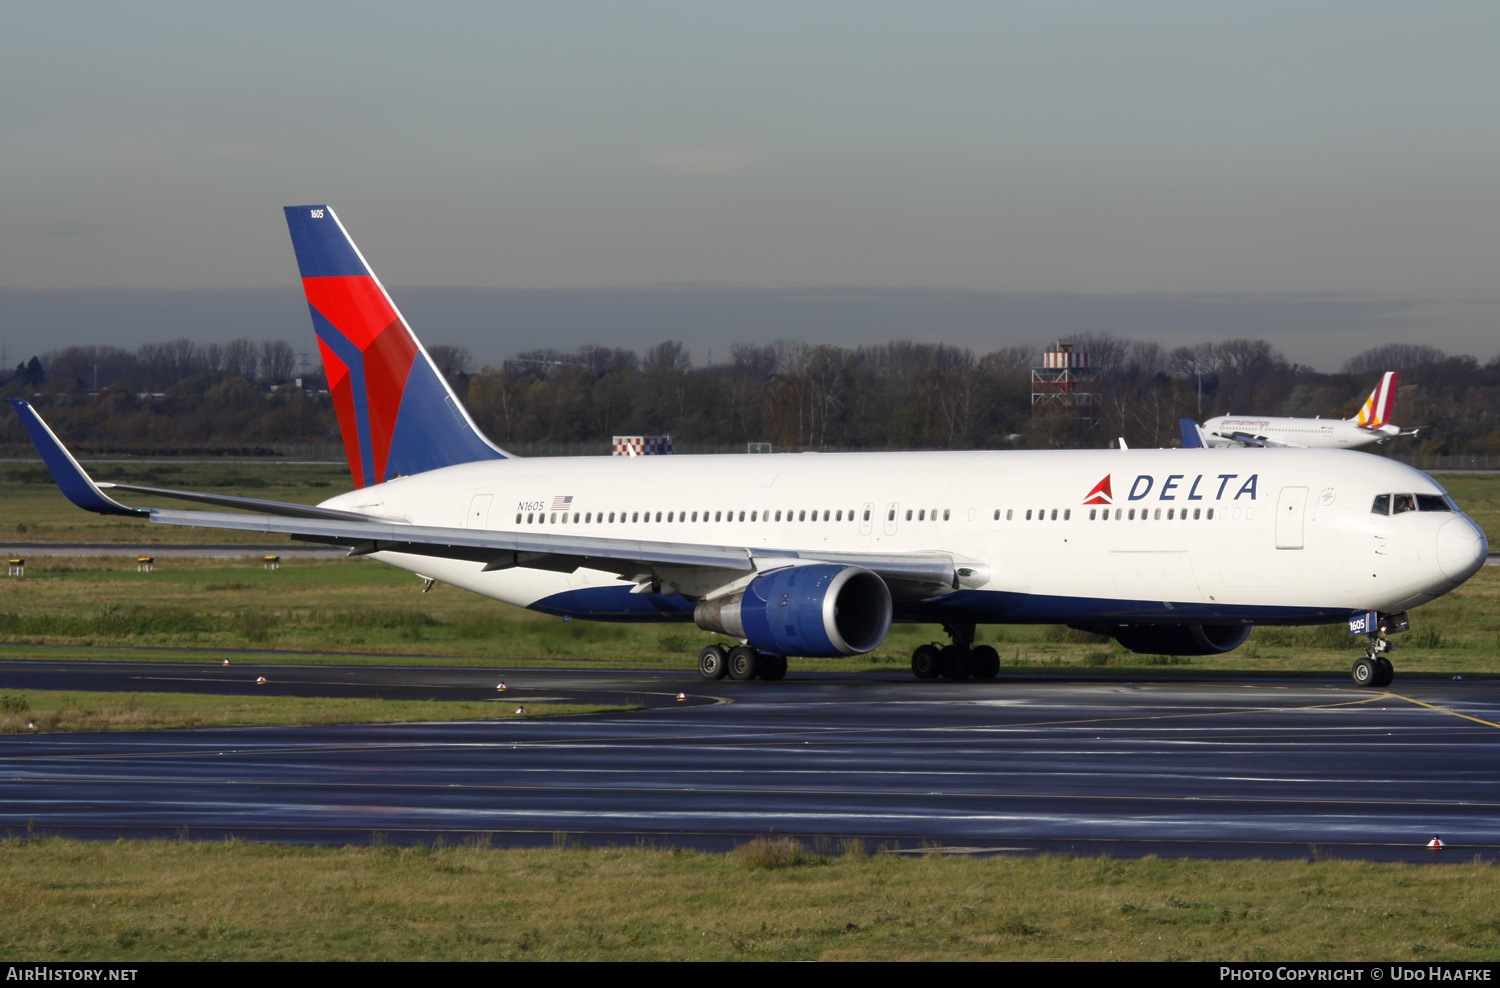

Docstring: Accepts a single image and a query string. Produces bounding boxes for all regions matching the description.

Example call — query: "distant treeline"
[3,336,1499,455]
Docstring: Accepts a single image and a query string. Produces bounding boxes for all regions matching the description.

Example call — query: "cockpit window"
[1370,494,1390,515]
[1392,493,1416,515]
[1416,494,1452,513]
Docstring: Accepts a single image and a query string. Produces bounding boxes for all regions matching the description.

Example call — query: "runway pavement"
[2,660,1498,861]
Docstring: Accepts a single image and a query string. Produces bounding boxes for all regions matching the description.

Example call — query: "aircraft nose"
[1437,516,1489,583]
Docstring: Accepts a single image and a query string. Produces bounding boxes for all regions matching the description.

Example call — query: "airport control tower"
[1030,341,1100,428]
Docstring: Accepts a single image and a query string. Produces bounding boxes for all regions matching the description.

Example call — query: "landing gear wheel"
[758,654,788,681]
[727,645,761,681]
[939,644,971,680]
[911,644,941,680]
[1351,656,1378,687]
[971,645,1000,680]
[1375,656,1394,688]
[697,644,728,681]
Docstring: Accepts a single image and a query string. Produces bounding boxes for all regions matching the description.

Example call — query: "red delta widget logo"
[1083,473,1259,504]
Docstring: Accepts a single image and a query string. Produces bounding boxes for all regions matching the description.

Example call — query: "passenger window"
[527,513,534,524]
[1153,509,1160,520]
[1025,509,1033,520]
[1167,509,1174,520]
[906,509,913,521]
[1370,494,1390,515]
[993,509,1000,520]
[836,510,843,521]
[1416,494,1451,512]
[1063,509,1070,521]
[515,513,522,524]
[798,510,805,522]
[1193,508,1200,520]
[887,509,895,521]
[865,509,872,521]
[632,512,639,523]
[714,511,721,522]
[1089,509,1096,520]
[1207,508,1214,520]
[1050,509,1057,521]
[1128,509,1135,520]
[823,510,830,521]
[918,509,926,521]
[777,510,783,521]
[943,509,950,521]
[1006,509,1013,520]
[1392,494,1416,515]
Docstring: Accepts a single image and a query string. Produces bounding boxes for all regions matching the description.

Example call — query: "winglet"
[7,399,148,517]
[1179,418,1206,449]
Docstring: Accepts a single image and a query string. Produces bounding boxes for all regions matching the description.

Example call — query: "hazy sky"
[3,2,1497,371]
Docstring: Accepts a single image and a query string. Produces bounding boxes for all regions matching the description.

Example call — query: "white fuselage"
[317,447,1487,631]
[1203,415,1399,449]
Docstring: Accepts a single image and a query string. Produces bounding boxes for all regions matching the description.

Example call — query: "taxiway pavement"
[1,661,1497,861]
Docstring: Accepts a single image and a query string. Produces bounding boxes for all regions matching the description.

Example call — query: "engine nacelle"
[1107,623,1253,656]
[693,564,892,657]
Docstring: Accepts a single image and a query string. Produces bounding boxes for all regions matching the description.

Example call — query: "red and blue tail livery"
[283,206,507,487]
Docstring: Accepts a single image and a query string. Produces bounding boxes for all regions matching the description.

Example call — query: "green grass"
[1,555,1498,676]
[0,460,351,544]
[0,689,632,733]
[1,839,1498,960]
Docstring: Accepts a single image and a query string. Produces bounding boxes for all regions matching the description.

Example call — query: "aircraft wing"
[9,398,959,594]
[1214,431,1308,449]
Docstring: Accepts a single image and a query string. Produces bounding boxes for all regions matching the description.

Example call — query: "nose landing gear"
[1350,611,1406,688]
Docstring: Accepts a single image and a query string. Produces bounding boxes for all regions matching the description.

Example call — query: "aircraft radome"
[9,207,1489,687]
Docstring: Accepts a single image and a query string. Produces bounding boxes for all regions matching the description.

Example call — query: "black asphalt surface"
[2,660,1499,861]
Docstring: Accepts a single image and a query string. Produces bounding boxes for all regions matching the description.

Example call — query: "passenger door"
[1275,486,1308,549]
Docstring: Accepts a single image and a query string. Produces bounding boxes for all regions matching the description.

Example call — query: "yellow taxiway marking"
[1386,693,1500,731]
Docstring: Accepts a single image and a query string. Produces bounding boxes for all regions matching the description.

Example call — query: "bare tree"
[260,340,296,383]
[1342,343,1448,376]
[224,338,259,380]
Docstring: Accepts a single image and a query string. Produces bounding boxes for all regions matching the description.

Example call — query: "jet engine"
[693,564,892,657]
[1102,623,1253,656]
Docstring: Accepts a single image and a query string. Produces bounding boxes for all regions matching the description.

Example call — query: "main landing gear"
[698,644,787,682]
[911,622,1000,682]
[1350,611,1408,688]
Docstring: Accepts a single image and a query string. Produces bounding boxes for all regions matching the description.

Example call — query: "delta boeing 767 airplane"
[9,207,1489,688]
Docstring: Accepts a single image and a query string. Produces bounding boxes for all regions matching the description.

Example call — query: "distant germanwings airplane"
[8,207,1488,689]
[1191,372,1419,449]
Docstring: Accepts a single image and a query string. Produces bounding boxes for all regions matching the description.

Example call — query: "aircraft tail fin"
[1353,371,1398,429]
[1179,418,1207,449]
[283,206,509,489]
